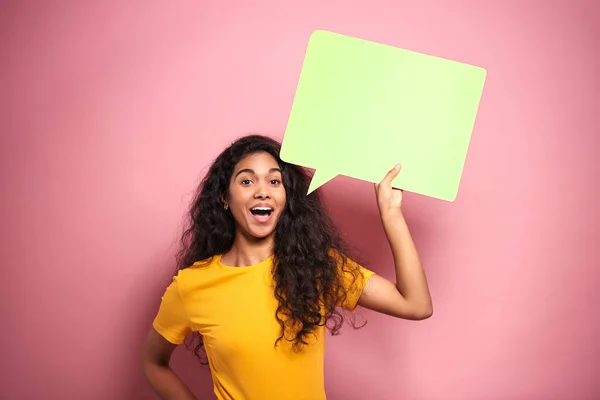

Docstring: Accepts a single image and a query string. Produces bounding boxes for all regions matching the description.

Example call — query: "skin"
[219,152,286,267]
[140,154,432,400]
[358,163,433,320]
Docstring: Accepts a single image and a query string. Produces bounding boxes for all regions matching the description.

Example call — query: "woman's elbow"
[139,353,155,379]
[414,306,433,320]
[405,303,433,320]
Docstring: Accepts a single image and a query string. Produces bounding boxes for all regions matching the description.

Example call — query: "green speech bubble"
[280,30,487,201]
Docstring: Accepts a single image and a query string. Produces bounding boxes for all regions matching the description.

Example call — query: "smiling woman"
[223,155,286,240]
[140,134,433,400]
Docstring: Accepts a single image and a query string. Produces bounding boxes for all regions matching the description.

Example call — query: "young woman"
[140,134,432,400]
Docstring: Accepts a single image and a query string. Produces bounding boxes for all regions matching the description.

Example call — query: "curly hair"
[176,134,365,362]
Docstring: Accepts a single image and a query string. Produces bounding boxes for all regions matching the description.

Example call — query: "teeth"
[252,207,272,211]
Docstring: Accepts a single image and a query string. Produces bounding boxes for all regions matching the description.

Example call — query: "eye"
[270,179,282,185]
[241,179,253,185]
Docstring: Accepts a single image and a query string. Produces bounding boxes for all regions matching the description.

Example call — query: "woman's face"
[224,152,287,241]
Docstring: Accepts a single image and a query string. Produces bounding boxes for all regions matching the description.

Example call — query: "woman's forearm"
[143,363,197,400]
[381,209,432,317]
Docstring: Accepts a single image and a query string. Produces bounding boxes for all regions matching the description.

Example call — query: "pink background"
[2,1,599,399]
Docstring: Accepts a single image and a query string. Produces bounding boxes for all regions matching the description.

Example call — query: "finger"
[381,163,401,185]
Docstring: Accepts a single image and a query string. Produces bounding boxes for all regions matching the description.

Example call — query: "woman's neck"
[221,234,275,267]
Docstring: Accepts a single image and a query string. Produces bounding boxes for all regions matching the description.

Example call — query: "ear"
[220,193,228,210]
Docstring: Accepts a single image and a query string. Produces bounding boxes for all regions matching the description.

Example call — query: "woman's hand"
[359,162,433,321]
[375,163,404,216]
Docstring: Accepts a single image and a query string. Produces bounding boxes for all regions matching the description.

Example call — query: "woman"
[140,134,433,400]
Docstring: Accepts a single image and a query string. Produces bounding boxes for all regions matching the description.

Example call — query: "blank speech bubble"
[280,30,487,202]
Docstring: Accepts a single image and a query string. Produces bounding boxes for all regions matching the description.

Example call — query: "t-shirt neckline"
[216,253,274,271]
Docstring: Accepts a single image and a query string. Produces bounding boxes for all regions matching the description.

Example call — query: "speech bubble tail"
[307,170,336,195]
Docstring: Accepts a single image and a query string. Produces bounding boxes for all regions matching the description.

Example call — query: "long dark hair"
[177,134,365,362]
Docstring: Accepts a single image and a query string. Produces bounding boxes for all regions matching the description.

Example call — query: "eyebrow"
[234,168,282,178]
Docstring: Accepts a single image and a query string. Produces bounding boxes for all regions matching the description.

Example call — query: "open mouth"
[250,207,273,217]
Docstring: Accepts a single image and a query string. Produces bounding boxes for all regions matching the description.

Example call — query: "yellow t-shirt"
[152,252,375,400]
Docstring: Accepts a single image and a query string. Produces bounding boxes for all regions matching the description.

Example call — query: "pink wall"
[2,1,599,399]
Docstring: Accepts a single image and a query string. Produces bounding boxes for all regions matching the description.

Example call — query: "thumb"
[382,163,401,185]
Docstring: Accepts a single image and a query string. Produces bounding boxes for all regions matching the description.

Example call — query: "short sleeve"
[332,250,375,311]
[152,275,192,344]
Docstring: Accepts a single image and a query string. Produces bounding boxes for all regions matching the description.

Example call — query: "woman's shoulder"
[170,256,221,294]
[188,256,219,269]
[175,256,219,279]
[328,247,360,268]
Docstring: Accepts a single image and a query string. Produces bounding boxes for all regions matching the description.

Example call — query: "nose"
[254,182,270,199]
